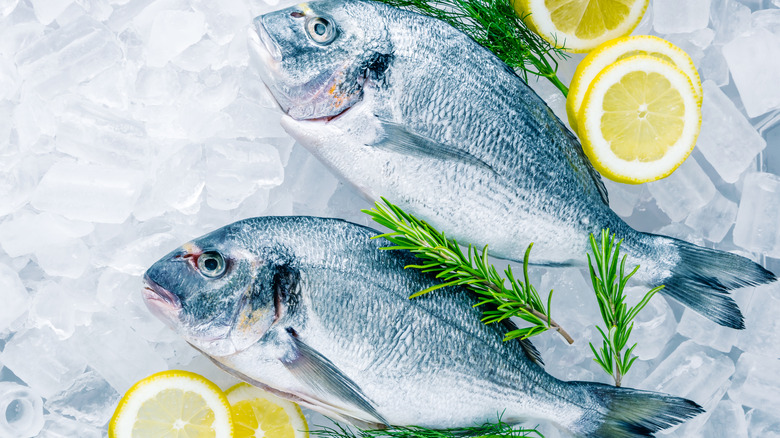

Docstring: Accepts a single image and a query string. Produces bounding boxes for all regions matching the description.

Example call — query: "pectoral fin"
[282,329,389,426]
[371,120,496,174]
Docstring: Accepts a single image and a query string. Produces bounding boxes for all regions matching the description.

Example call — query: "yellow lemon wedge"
[567,35,702,133]
[514,0,648,53]
[578,55,701,184]
[226,383,309,438]
[109,370,233,438]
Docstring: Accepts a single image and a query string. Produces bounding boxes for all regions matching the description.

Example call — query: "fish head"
[143,223,281,357]
[249,0,391,120]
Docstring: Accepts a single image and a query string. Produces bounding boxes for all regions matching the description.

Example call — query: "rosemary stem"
[485,282,573,344]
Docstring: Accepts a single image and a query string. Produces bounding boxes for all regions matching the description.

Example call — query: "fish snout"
[142,273,182,318]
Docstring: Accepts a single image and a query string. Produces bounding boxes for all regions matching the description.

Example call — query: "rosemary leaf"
[363,198,573,344]
[587,229,663,386]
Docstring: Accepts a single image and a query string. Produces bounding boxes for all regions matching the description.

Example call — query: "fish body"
[250,0,774,329]
[143,216,701,437]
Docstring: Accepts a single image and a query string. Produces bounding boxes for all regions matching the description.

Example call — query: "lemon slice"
[514,0,648,53]
[566,35,702,133]
[226,383,308,438]
[109,370,233,438]
[578,55,701,184]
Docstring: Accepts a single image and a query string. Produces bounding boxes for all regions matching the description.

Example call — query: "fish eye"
[197,251,227,278]
[305,16,337,45]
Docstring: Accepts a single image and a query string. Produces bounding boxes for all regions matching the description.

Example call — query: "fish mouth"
[251,18,282,63]
[142,274,182,312]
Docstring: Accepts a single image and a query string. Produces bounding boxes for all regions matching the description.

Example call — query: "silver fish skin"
[249,0,775,329]
[143,216,701,437]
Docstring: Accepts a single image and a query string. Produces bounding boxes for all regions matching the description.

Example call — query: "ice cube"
[646,157,716,222]
[205,141,284,210]
[30,162,145,224]
[640,340,734,408]
[710,0,752,45]
[34,238,91,279]
[752,9,780,35]
[697,399,748,438]
[696,81,766,183]
[37,413,102,438]
[723,27,780,118]
[684,192,738,242]
[134,65,183,105]
[71,313,167,393]
[0,157,42,218]
[0,263,30,332]
[729,352,780,409]
[15,16,122,97]
[653,0,711,34]
[94,231,180,276]
[55,101,152,168]
[0,0,19,17]
[44,369,120,427]
[698,46,729,87]
[677,308,739,353]
[29,281,83,340]
[733,172,780,257]
[0,210,93,258]
[191,0,250,46]
[602,180,645,218]
[630,294,677,361]
[736,283,780,356]
[146,10,206,68]
[0,328,88,398]
[133,145,205,221]
[223,97,288,139]
[30,0,73,25]
[287,146,341,215]
[0,382,44,438]
[745,409,780,438]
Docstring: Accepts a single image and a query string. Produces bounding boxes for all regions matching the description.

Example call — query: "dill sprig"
[375,0,569,95]
[587,230,664,387]
[363,198,573,344]
[311,417,544,438]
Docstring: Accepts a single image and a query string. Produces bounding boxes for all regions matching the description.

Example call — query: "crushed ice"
[1,0,780,436]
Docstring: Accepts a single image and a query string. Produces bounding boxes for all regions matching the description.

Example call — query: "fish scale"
[145,216,702,436]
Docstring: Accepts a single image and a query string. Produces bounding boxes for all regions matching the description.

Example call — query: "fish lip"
[142,274,182,309]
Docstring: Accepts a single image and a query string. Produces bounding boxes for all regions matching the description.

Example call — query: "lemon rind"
[226,382,309,438]
[579,55,701,184]
[518,0,649,53]
[109,370,234,438]
[567,35,702,133]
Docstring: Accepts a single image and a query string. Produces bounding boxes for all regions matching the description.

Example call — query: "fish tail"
[570,382,703,437]
[649,235,776,329]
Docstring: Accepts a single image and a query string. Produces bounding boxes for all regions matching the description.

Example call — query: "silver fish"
[143,216,702,437]
[249,0,775,329]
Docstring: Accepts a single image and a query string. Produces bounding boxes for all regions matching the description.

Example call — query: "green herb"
[312,417,544,438]
[587,230,663,387]
[364,198,573,344]
[376,0,569,96]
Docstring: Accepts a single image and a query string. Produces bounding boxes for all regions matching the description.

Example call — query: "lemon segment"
[566,35,702,133]
[226,383,309,438]
[578,55,701,184]
[109,370,233,438]
[515,0,649,53]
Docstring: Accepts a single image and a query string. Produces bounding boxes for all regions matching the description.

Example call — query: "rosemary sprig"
[312,417,544,438]
[376,0,569,95]
[587,230,663,387]
[363,198,573,344]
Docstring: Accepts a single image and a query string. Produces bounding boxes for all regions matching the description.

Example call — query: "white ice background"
[1,0,780,436]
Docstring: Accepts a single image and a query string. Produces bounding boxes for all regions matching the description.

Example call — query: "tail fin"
[656,236,776,329]
[571,382,703,437]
